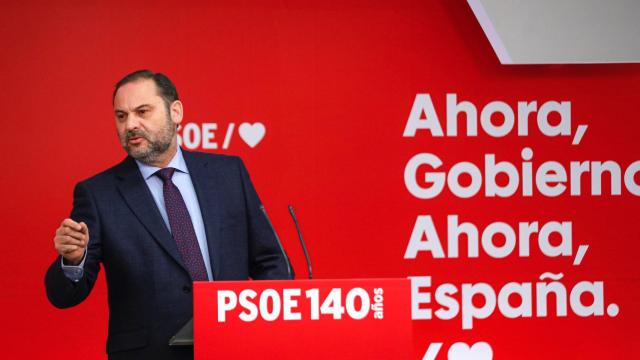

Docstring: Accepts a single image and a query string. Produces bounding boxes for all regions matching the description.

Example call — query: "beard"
[120,116,175,165]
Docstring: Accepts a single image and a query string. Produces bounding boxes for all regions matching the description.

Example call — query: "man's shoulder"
[74,150,248,188]
[182,150,244,169]
[75,157,133,188]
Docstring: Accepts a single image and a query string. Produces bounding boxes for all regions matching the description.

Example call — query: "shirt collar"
[135,147,189,180]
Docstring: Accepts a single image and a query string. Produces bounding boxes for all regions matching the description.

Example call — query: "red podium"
[194,278,411,359]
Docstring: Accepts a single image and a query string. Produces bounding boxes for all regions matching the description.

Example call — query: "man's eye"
[138,109,148,116]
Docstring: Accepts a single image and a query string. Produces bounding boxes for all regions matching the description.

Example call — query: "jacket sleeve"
[44,181,103,308]
[236,158,294,280]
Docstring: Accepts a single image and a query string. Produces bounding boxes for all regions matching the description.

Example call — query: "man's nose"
[124,116,141,131]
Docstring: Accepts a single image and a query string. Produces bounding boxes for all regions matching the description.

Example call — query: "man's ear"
[170,100,184,126]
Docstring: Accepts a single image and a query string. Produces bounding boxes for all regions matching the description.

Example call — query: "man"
[45,70,292,359]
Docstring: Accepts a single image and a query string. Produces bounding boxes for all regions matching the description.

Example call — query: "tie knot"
[155,167,176,183]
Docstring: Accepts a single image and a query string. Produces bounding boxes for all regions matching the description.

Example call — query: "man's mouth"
[128,136,145,145]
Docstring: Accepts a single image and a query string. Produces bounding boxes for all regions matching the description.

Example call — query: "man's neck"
[144,143,178,168]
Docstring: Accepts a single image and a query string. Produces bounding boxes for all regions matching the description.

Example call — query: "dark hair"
[112,69,179,106]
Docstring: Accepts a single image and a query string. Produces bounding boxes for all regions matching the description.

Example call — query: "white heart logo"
[238,122,266,148]
[447,342,493,360]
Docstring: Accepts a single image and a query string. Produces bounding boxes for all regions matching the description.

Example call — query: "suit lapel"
[182,150,223,280]
[114,156,188,273]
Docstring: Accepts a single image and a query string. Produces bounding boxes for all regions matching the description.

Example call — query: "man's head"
[113,70,183,167]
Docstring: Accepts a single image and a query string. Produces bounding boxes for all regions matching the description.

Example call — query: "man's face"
[113,79,182,165]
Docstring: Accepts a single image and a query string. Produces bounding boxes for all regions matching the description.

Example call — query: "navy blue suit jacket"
[45,150,291,359]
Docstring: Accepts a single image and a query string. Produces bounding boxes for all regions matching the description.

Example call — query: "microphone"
[288,205,312,280]
[259,204,293,279]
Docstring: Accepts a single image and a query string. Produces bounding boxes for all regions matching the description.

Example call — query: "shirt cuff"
[61,251,87,282]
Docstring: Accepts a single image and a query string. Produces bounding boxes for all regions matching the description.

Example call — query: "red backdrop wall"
[1,0,639,358]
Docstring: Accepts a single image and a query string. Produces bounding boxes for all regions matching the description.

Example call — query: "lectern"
[192,278,411,359]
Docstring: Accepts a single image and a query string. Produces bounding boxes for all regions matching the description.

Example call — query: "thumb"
[79,222,89,235]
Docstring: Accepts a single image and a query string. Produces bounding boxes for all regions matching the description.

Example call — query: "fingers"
[61,218,82,232]
[79,221,89,236]
[54,218,89,251]
[54,219,89,264]
[57,243,81,254]
[55,234,85,247]
[57,226,86,241]
[57,219,89,241]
